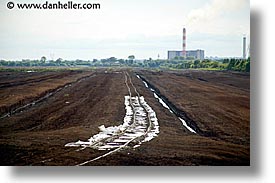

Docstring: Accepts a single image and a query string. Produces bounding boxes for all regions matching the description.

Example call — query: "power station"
[168,28,205,60]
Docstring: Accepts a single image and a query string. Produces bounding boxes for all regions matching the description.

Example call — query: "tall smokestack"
[243,36,246,59]
[183,28,186,58]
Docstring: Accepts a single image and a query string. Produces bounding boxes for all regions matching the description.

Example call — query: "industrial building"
[167,28,205,60]
[168,49,205,60]
[187,49,205,60]
[167,51,182,60]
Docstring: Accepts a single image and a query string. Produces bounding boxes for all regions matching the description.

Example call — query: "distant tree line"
[166,57,250,72]
[222,57,250,72]
[0,57,93,67]
[0,56,250,72]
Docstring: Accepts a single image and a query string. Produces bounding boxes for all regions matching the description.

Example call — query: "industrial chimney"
[243,36,246,59]
[182,28,186,58]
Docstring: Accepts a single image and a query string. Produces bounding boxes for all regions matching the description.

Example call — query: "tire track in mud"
[126,72,154,140]
[65,71,159,166]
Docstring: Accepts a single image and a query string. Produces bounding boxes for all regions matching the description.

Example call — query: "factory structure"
[168,28,205,60]
[168,49,205,60]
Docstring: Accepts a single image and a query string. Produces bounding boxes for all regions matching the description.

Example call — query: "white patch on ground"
[153,93,173,113]
[139,96,159,142]
[142,81,148,88]
[136,74,196,134]
[133,144,141,148]
[65,95,159,150]
[178,118,196,133]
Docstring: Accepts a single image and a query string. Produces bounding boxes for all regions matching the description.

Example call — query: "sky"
[0,0,250,60]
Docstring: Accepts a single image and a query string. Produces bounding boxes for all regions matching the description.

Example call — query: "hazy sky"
[0,0,250,60]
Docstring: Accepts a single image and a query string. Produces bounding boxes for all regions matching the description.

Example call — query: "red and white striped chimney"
[182,28,186,58]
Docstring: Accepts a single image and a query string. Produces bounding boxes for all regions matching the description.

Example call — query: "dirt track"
[0,68,250,165]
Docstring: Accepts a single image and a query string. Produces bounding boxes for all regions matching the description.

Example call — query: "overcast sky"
[0,0,250,60]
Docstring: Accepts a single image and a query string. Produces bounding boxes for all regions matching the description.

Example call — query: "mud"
[0,68,250,165]
[136,74,203,135]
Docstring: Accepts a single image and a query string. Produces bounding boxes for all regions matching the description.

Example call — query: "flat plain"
[0,68,249,165]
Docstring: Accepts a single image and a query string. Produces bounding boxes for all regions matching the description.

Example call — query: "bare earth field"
[0,68,249,166]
